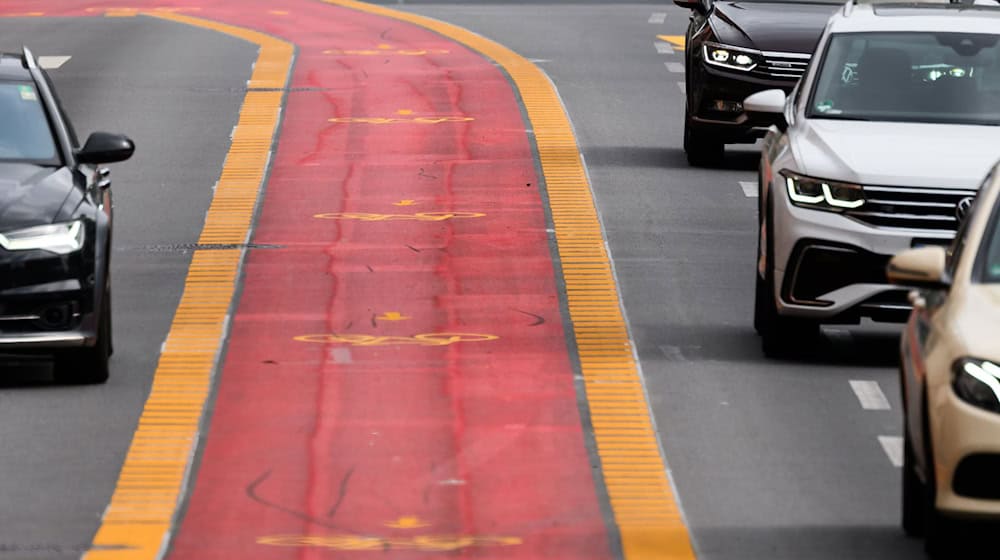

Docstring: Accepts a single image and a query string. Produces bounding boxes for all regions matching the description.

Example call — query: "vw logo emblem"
[956,197,976,220]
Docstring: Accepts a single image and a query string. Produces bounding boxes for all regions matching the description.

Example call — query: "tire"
[921,405,958,558]
[754,192,819,357]
[684,115,724,168]
[53,289,111,385]
[902,426,925,537]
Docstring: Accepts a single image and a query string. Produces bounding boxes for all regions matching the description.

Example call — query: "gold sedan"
[889,160,1000,555]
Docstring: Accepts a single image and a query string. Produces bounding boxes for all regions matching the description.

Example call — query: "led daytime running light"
[785,175,865,209]
[702,43,759,72]
[0,221,84,254]
[964,361,1000,403]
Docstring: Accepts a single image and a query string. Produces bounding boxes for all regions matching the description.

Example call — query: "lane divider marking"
[665,62,685,73]
[879,435,904,468]
[38,55,72,69]
[849,380,891,411]
[648,13,667,24]
[323,2,698,558]
[655,42,674,55]
[739,181,758,198]
[657,35,686,51]
[82,12,292,560]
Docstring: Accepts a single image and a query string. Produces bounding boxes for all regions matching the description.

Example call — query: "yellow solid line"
[657,35,687,51]
[323,2,697,559]
[82,13,292,560]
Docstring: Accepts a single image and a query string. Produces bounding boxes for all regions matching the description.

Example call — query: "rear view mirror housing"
[76,132,135,165]
[744,89,789,132]
[887,246,950,291]
[673,0,706,14]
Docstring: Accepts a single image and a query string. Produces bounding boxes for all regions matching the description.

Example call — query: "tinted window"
[0,81,58,162]
[980,191,1000,283]
[808,32,1000,125]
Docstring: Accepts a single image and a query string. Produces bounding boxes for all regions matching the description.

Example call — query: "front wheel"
[684,117,724,168]
[754,195,819,357]
[53,290,111,385]
[902,426,925,537]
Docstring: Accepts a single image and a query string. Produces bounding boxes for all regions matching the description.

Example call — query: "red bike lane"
[0,1,617,558]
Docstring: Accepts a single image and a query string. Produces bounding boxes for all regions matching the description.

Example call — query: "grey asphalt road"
[0,17,254,559]
[387,3,925,559]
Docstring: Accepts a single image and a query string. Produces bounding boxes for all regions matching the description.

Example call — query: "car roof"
[0,52,33,81]
[834,1,1000,33]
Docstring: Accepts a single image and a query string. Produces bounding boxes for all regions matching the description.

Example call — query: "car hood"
[712,1,837,53]
[793,120,1000,188]
[0,164,76,230]
[951,284,1000,362]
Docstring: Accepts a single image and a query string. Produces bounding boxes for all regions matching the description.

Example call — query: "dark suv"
[0,48,133,384]
[675,0,841,166]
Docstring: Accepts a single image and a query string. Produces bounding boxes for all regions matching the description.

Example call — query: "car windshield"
[807,32,1000,125]
[0,81,58,162]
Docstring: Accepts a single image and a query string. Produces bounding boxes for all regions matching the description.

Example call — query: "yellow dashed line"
[324,2,697,559]
[82,13,292,560]
[657,35,687,51]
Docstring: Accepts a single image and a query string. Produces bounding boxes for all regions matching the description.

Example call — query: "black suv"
[675,0,841,166]
[0,48,133,384]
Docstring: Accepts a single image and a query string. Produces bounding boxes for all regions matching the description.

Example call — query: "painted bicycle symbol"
[258,534,521,552]
[313,212,485,222]
[293,333,499,347]
[328,116,475,125]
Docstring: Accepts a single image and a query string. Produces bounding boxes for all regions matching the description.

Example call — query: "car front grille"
[847,185,977,232]
[751,51,810,81]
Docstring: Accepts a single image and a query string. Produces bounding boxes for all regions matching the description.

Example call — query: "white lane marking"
[849,380,891,410]
[655,42,673,54]
[879,436,904,467]
[665,62,685,73]
[649,12,667,23]
[38,55,71,69]
[677,82,685,94]
[739,181,758,198]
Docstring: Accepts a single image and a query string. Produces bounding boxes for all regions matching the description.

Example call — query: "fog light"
[712,100,743,113]
[34,302,78,330]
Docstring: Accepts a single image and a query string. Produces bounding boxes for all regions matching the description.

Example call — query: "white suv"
[747,0,1000,355]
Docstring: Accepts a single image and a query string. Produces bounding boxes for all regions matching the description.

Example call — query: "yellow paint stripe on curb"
[323,2,697,559]
[82,13,292,560]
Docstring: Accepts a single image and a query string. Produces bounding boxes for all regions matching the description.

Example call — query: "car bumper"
[933,388,1000,518]
[771,194,953,322]
[0,250,99,351]
[688,65,797,143]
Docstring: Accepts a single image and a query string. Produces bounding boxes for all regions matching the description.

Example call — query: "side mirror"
[744,89,787,114]
[76,132,135,164]
[745,89,788,131]
[887,246,950,290]
[673,0,706,13]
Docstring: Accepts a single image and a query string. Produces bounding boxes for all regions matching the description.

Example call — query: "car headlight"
[781,171,865,211]
[953,359,1000,414]
[0,221,85,255]
[702,42,760,72]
